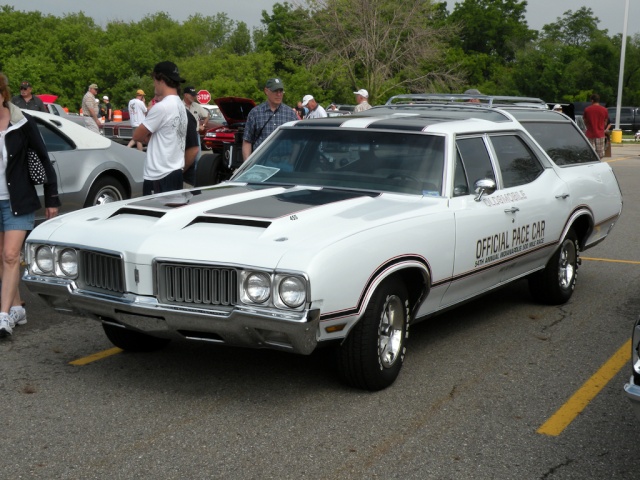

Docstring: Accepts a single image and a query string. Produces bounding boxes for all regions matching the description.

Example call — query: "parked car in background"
[199,104,225,149]
[102,120,133,146]
[326,104,353,117]
[23,103,622,390]
[201,104,224,124]
[607,106,640,132]
[202,97,255,152]
[27,109,145,222]
[42,102,87,128]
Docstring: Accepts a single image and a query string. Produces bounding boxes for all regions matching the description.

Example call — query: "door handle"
[504,207,519,214]
[555,193,570,199]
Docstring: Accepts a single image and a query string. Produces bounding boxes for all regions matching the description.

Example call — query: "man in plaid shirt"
[242,78,298,160]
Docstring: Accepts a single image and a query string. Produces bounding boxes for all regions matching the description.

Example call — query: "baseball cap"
[464,88,482,95]
[152,61,185,83]
[353,89,368,98]
[136,89,146,96]
[553,104,562,110]
[89,83,99,90]
[20,81,32,88]
[103,95,109,100]
[265,78,285,91]
[184,86,197,96]
[301,95,314,107]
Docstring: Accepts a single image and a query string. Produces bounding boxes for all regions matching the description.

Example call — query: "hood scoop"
[187,216,271,229]
[108,207,166,219]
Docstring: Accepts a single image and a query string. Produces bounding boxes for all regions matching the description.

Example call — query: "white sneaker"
[9,306,27,326]
[0,313,12,337]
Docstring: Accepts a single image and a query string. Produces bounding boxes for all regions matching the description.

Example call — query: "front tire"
[337,279,410,391]
[529,229,579,305]
[84,176,127,208]
[102,323,170,352]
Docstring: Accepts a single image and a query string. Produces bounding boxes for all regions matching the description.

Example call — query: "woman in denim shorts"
[0,73,60,337]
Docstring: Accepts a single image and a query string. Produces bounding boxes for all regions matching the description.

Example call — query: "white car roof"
[25,109,112,150]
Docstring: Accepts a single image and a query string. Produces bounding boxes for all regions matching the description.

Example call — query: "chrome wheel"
[94,186,124,205]
[529,228,579,305]
[84,176,127,208]
[558,237,577,289]
[378,294,405,368]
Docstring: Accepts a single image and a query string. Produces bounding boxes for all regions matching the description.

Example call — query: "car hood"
[31,183,441,268]
[214,97,256,125]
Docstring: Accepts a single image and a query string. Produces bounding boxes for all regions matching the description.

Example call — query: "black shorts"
[143,169,183,195]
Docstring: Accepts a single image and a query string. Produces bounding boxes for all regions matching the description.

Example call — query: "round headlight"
[35,246,54,273]
[58,248,78,277]
[278,276,306,308]
[245,272,271,304]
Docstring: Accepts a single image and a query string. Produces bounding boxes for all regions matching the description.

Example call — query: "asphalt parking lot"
[2,143,640,479]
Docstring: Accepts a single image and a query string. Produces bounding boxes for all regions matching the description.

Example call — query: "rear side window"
[520,122,599,166]
[35,119,75,152]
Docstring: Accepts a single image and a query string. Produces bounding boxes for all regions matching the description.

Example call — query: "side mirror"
[474,178,497,202]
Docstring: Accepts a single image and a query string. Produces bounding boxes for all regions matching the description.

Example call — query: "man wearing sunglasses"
[11,81,45,112]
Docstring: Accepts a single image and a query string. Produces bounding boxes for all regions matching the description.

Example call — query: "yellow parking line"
[69,347,123,366]
[605,155,640,163]
[537,338,631,436]
[582,256,640,265]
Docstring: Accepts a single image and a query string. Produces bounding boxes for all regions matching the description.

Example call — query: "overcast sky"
[3,1,637,35]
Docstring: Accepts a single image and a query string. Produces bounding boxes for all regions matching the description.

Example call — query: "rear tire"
[529,229,579,305]
[102,323,170,352]
[337,279,410,391]
[194,153,222,187]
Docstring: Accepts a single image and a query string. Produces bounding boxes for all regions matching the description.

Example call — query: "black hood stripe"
[205,188,378,220]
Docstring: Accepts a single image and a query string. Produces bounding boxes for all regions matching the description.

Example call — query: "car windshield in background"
[234,129,446,196]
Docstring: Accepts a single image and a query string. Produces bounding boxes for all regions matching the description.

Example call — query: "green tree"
[287,0,462,104]
[541,7,602,47]
[448,0,536,62]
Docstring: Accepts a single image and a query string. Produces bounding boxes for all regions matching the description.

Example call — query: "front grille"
[80,251,125,293]
[117,127,133,138]
[103,127,114,136]
[158,263,239,307]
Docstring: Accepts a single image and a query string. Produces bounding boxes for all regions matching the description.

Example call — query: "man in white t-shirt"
[127,89,147,150]
[132,61,188,195]
[301,95,327,119]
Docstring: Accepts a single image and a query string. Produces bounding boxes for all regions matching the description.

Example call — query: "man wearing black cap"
[242,78,298,160]
[11,81,45,112]
[132,61,188,195]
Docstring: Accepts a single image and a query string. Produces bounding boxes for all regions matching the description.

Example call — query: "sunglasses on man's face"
[20,86,29,90]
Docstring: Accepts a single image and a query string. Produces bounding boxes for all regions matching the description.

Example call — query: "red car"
[203,97,256,152]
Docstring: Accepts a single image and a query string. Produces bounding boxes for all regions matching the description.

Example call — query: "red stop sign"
[197,90,211,104]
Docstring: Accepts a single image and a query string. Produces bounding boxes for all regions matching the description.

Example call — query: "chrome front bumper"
[624,377,640,422]
[24,275,320,355]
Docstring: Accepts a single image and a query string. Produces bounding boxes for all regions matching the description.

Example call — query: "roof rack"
[385,93,548,109]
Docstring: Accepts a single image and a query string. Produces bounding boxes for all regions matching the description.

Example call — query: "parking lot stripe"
[582,256,640,265]
[536,338,631,436]
[69,347,123,366]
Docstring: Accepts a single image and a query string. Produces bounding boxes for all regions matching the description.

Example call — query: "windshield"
[234,128,445,196]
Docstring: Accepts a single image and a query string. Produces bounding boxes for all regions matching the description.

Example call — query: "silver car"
[27,110,145,222]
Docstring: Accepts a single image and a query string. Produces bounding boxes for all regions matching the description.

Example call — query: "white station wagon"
[23,105,622,390]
